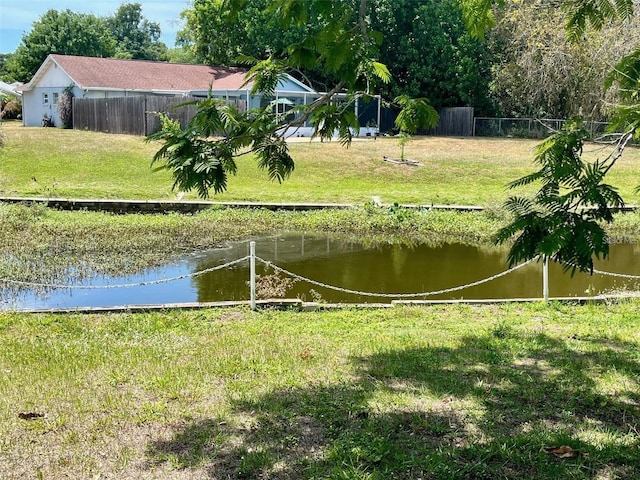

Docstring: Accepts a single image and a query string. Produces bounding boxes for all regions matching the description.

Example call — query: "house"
[18,54,381,136]
[18,54,319,128]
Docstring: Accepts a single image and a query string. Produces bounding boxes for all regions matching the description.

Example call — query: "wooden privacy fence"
[382,106,475,136]
[73,96,204,136]
[74,95,475,137]
[428,107,474,136]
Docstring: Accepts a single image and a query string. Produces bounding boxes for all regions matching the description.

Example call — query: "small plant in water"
[252,268,298,299]
[309,288,324,303]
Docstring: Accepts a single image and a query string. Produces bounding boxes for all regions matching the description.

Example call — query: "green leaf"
[372,62,391,84]
[497,120,625,274]
[394,96,439,134]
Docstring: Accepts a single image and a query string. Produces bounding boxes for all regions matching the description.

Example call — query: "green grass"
[1,302,639,478]
[3,121,640,205]
[3,123,640,479]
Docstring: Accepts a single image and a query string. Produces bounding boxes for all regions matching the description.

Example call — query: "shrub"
[58,85,74,129]
[0,94,21,120]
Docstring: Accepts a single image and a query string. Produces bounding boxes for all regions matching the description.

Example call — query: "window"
[53,93,59,105]
[42,93,49,105]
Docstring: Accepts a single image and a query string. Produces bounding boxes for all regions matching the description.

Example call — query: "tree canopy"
[7,9,116,82]
[177,0,495,113]
[177,0,306,67]
[488,0,640,119]
[106,3,168,61]
[6,3,168,82]
[371,0,495,114]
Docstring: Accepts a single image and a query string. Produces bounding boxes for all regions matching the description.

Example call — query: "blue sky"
[0,0,188,54]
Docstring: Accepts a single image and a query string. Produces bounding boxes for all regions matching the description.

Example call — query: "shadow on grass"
[146,330,640,479]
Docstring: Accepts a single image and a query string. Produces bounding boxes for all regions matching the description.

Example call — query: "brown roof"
[47,54,250,92]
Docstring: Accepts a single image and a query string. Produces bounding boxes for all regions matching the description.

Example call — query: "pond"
[3,233,640,309]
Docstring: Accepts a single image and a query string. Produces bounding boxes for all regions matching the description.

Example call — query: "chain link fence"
[473,117,611,140]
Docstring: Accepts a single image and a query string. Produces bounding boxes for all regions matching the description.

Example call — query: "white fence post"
[542,255,549,302]
[250,241,256,311]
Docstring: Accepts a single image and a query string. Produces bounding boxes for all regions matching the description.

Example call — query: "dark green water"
[5,234,640,309]
[191,234,640,303]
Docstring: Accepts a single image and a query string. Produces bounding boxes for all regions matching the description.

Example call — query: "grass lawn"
[2,123,640,480]
[3,121,640,205]
[1,302,639,479]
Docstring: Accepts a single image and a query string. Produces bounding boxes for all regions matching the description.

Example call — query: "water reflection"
[3,234,640,309]
[191,235,640,303]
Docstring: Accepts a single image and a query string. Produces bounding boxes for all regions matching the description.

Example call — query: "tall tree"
[178,0,495,111]
[0,54,13,82]
[177,0,286,65]
[489,0,640,119]
[372,0,495,114]
[106,3,168,61]
[177,0,329,87]
[6,10,116,82]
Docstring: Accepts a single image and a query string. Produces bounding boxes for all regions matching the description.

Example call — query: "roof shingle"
[49,54,250,92]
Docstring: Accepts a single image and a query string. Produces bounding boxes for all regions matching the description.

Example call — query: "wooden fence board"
[431,107,474,136]
[73,96,202,136]
[74,96,475,137]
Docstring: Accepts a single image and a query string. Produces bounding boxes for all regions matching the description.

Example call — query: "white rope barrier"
[0,256,250,290]
[590,268,640,280]
[4,248,639,301]
[557,259,640,280]
[256,256,536,298]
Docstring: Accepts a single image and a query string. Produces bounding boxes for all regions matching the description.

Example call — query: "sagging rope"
[590,268,640,280]
[2,252,639,298]
[256,256,536,298]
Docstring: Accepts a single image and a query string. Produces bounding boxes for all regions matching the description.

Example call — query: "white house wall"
[22,62,76,126]
[22,85,86,127]
[22,87,59,127]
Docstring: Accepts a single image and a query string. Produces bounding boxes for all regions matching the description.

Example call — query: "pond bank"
[2,203,640,309]
[0,196,488,213]
[5,295,624,314]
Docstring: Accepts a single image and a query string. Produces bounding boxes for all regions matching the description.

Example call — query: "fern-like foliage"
[150,1,440,197]
[563,0,633,42]
[495,120,624,275]
[245,57,290,97]
[458,0,503,39]
[147,98,295,198]
[394,96,439,134]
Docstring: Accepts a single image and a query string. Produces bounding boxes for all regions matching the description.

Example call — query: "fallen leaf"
[18,412,45,420]
[542,445,585,458]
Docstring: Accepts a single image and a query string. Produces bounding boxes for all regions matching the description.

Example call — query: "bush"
[58,86,74,128]
[0,94,21,120]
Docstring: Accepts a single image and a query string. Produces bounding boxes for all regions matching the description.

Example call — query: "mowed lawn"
[2,122,640,480]
[3,121,640,205]
[1,303,639,479]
